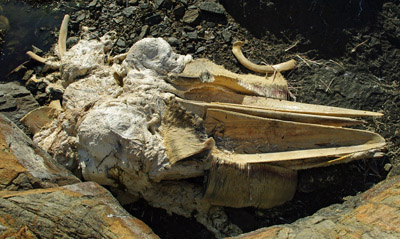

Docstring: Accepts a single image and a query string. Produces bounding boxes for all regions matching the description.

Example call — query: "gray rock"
[183,8,201,25]
[139,25,150,39]
[113,15,124,24]
[76,13,86,22]
[196,46,206,54]
[117,38,126,47]
[167,37,180,46]
[122,6,136,18]
[154,0,164,8]
[200,2,226,15]
[187,31,198,40]
[222,30,232,43]
[88,0,98,7]
[0,83,39,132]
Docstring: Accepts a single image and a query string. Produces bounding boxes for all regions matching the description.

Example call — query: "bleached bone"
[232,41,297,73]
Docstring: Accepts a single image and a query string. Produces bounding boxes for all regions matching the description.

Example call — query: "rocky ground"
[1,0,400,238]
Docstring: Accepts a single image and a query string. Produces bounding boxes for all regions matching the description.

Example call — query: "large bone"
[232,41,297,73]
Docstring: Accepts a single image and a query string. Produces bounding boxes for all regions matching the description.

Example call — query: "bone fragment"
[26,51,60,70]
[58,14,70,59]
[232,41,297,73]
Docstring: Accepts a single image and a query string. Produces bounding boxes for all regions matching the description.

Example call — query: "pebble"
[167,37,179,46]
[195,46,206,54]
[138,25,149,39]
[183,9,200,25]
[88,0,98,8]
[122,6,136,18]
[116,39,126,47]
[199,2,226,15]
[187,31,198,40]
[222,30,232,43]
[113,16,124,24]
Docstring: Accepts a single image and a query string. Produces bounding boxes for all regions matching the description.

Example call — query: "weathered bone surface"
[25,21,385,237]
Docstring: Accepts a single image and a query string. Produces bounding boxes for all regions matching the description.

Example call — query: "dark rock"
[0,182,160,238]
[34,93,48,105]
[183,8,201,25]
[0,83,39,131]
[199,1,225,15]
[0,113,80,191]
[173,5,186,18]
[123,6,137,18]
[145,14,162,25]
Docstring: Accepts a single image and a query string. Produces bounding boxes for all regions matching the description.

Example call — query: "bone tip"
[233,41,244,47]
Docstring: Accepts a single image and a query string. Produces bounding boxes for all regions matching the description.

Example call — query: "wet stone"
[200,1,226,15]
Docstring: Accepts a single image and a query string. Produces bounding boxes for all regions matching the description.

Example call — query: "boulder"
[0,113,79,191]
[0,181,159,239]
[229,175,400,239]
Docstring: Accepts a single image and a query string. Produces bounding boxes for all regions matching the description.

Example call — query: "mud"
[2,0,399,238]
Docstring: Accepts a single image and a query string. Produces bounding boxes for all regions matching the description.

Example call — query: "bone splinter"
[232,41,297,73]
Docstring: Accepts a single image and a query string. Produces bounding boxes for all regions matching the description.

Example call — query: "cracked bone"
[22,16,386,237]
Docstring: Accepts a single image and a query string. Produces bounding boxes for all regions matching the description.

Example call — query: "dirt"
[2,0,400,238]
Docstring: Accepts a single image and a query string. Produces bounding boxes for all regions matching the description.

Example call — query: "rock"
[230,175,400,239]
[123,6,137,18]
[88,0,97,8]
[187,31,198,40]
[183,8,201,25]
[154,0,164,9]
[0,82,39,132]
[113,15,124,24]
[0,181,159,239]
[167,36,179,46]
[0,113,79,191]
[222,30,232,43]
[139,25,150,39]
[199,1,226,15]
[145,14,162,25]
[117,38,126,47]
